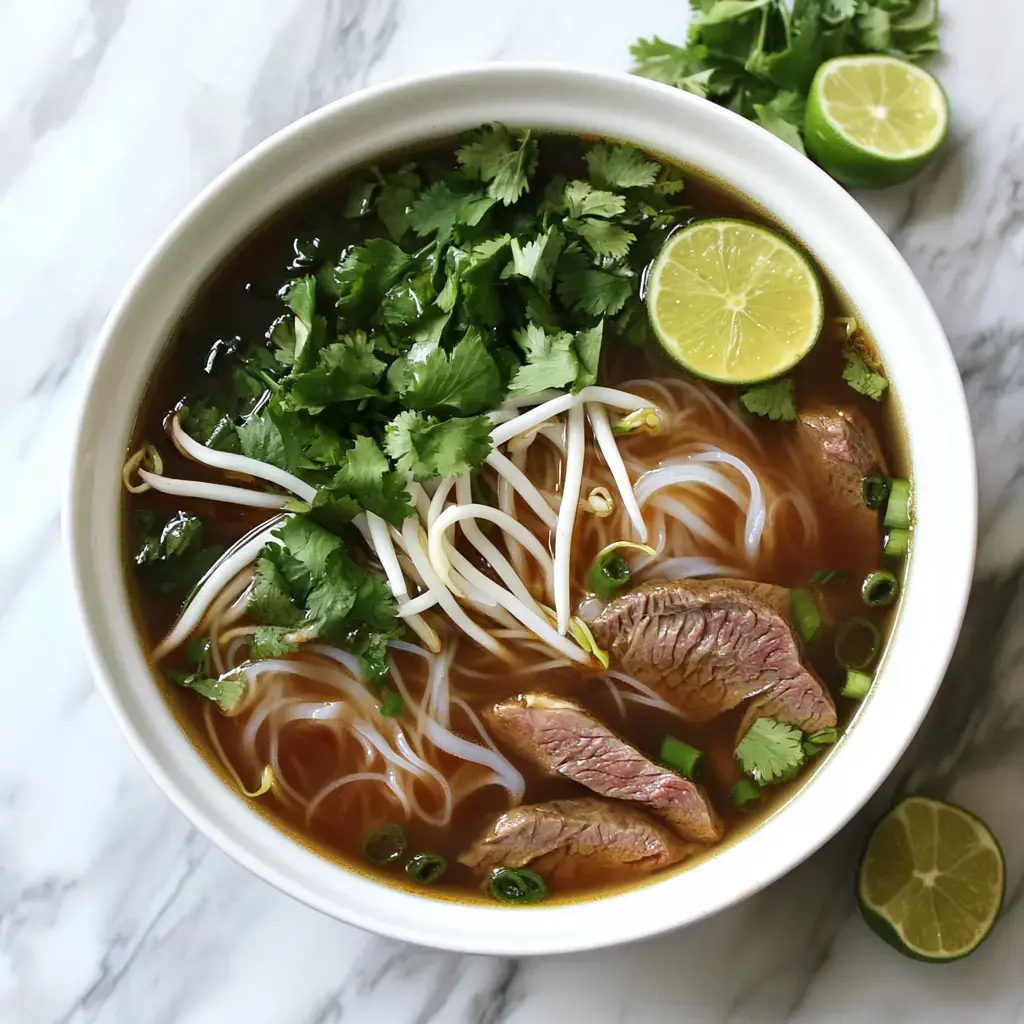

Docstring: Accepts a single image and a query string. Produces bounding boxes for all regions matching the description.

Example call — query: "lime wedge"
[805,55,949,189]
[858,796,1004,962]
[645,218,823,384]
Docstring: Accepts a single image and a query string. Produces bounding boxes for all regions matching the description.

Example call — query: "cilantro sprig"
[735,717,806,784]
[148,127,690,711]
[630,0,940,155]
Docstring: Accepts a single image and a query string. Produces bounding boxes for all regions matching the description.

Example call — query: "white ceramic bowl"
[65,65,975,955]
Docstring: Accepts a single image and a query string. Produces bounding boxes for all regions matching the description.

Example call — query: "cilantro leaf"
[249,625,298,660]
[252,517,400,643]
[248,550,305,626]
[585,142,660,190]
[842,347,888,401]
[457,124,539,205]
[133,511,223,596]
[281,275,316,326]
[506,226,564,297]
[179,399,241,453]
[735,717,805,785]
[375,164,421,241]
[331,239,412,319]
[508,322,604,396]
[380,245,443,329]
[408,182,495,240]
[566,218,636,259]
[753,91,807,154]
[384,411,493,481]
[740,377,797,421]
[326,435,413,527]
[572,322,603,392]
[237,407,301,474]
[458,237,511,326]
[278,275,327,370]
[563,180,626,219]
[556,243,634,316]
[172,671,246,713]
[286,333,386,413]
[303,548,360,638]
[509,324,579,396]
[393,328,503,415]
[629,37,713,95]
[349,572,401,632]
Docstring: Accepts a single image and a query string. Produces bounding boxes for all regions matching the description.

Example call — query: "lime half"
[858,796,1004,962]
[805,55,949,188]
[646,218,823,384]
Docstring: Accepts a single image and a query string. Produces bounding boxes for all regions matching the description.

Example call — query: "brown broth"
[124,132,905,903]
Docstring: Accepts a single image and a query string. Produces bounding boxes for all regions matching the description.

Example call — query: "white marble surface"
[3,1,1024,1020]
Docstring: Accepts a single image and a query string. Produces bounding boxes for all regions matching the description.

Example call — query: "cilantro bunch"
[146,126,687,712]
[631,0,940,154]
[184,126,684,524]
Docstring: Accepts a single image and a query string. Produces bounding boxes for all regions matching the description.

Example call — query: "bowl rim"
[64,62,976,955]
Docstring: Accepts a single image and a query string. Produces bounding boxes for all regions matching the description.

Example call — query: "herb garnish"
[630,0,940,154]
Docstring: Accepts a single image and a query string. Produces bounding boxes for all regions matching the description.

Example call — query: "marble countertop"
[3,0,1023,1020]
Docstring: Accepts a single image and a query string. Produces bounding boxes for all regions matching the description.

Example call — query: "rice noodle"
[170,414,317,503]
[689,449,766,561]
[421,717,525,801]
[640,556,740,580]
[602,669,686,719]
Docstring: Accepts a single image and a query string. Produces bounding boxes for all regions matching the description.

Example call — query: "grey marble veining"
[3,1,1023,1021]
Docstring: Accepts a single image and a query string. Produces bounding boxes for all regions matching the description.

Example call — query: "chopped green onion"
[840,669,873,701]
[807,727,839,746]
[790,587,821,643]
[883,478,911,529]
[589,551,630,596]
[362,824,407,865]
[731,779,762,808]
[489,867,547,905]
[862,569,899,607]
[810,569,849,585]
[862,474,891,511]
[660,735,703,779]
[803,726,840,759]
[587,541,656,598]
[834,617,881,670]
[406,852,448,885]
[884,527,911,558]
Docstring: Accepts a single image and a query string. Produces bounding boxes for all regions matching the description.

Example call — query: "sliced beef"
[485,693,722,843]
[796,406,887,545]
[592,579,837,737]
[459,797,691,884]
